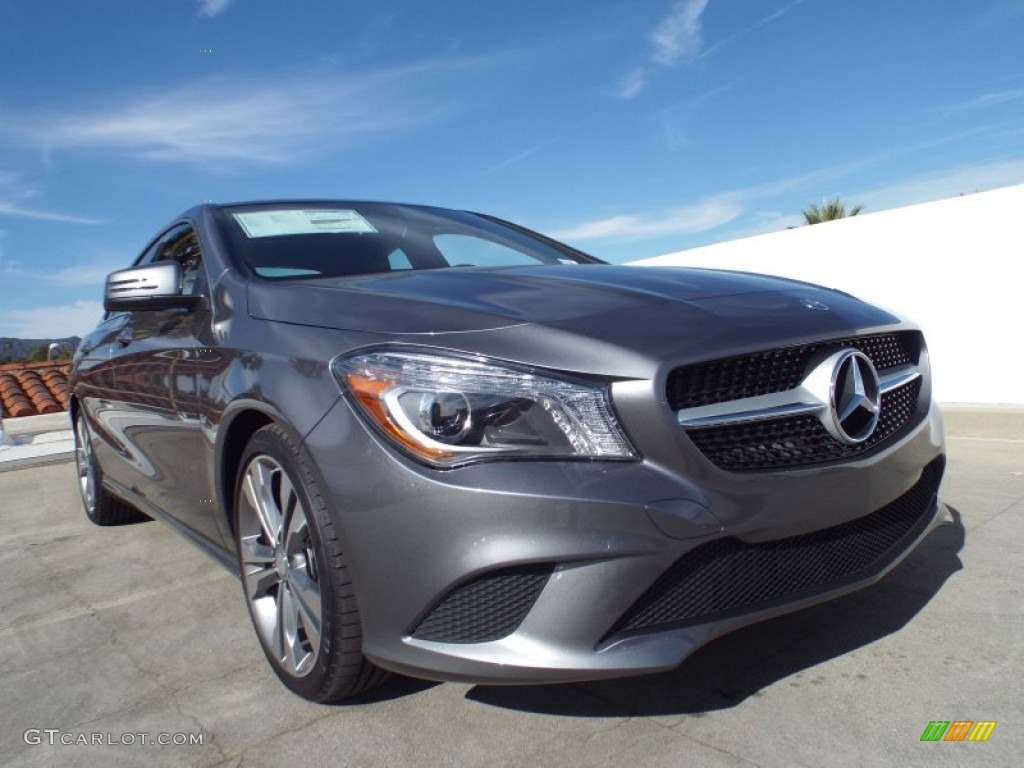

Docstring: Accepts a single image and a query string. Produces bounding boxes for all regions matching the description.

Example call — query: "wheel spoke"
[270,587,286,663]
[240,534,277,597]
[240,535,275,565]
[278,472,298,535]
[283,500,308,557]
[243,561,278,599]
[289,568,322,651]
[280,582,305,673]
[244,461,283,546]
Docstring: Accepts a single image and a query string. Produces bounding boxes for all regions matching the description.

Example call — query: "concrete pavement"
[0,416,1020,767]
[0,413,74,473]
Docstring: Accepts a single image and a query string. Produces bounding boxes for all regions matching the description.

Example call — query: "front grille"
[410,564,553,644]
[667,332,918,410]
[606,458,943,640]
[687,378,922,471]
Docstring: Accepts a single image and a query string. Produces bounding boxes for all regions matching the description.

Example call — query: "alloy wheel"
[75,417,96,514]
[237,454,322,677]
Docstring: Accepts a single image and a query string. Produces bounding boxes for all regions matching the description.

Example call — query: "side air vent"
[410,564,554,644]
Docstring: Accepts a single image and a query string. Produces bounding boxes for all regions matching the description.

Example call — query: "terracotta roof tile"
[0,361,72,418]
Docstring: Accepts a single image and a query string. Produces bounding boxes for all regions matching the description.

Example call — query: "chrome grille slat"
[686,378,922,471]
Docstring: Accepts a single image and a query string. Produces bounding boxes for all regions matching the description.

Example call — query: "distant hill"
[0,337,82,364]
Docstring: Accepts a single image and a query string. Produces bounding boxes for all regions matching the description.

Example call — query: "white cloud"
[481,145,545,176]
[655,81,736,150]
[550,198,741,241]
[12,61,479,167]
[549,159,871,243]
[197,0,231,18]
[10,262,120,287]
[0,300,104,338]
[615,67,649,100]
[713,210,804,240]
[613,0,804,98]
[0,170,98,224]
[730,159,872,202]
[0,201,99,224]
[700,0,805,60]
[0,240,132,287]
[938,86,1024,118]
[45,263,120,287]
[651,0,710,67]
[853,157,1024,212]
[549,134,1024,248]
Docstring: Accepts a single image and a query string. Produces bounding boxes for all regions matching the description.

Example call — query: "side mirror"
[103,262,200,311]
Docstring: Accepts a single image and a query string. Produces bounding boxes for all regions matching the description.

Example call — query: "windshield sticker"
[233,210,378,238]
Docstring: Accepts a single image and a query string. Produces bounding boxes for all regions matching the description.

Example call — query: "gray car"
[71,200,946,702]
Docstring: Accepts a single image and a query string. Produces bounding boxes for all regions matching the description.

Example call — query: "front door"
[109,224,221,543]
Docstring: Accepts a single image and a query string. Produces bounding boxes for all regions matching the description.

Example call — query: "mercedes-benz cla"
[71,201,946,702]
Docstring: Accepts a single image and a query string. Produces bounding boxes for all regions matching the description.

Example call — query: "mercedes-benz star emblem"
[829,350,881,444]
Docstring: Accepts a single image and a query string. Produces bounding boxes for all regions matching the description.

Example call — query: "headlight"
[332,349,636,467]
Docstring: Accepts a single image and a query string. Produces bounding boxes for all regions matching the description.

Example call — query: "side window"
[134,239,162,267]
[155,225,207,296]
[387,248,413,270]
[433,234,542,268]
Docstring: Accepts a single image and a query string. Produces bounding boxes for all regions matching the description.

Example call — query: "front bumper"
[303,398,946,685]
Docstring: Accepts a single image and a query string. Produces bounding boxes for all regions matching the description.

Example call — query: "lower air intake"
[606,457,944,640]
[410,564,553,644]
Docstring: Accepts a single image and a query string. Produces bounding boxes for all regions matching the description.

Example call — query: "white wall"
[633,184,1023,406]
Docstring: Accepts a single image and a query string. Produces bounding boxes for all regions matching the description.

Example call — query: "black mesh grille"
[410,565,553,644]
[607,458,943,639]
[687,378,922,471]
[667,332,918,410]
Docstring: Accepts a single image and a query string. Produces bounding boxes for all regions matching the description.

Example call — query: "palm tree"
[801,197,864,225]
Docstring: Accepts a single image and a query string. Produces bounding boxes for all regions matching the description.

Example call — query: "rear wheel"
[74,413,140,526]
[234,424,388,702]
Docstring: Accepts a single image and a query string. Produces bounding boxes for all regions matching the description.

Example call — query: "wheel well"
[220,409,272,534]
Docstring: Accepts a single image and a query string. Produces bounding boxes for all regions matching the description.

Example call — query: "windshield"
[218,202,600,280]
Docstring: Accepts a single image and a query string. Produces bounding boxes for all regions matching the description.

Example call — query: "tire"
[233,424,389,702]
[74,412,141,526]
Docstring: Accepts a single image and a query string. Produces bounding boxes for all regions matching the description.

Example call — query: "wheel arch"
[214,397,356,578]
[69,394,80,426]
[216,406,275,538]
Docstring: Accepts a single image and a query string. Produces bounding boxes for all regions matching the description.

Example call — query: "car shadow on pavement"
[466,507,965,717]
[353,675,443,704]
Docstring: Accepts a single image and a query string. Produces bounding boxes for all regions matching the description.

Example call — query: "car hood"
[247,264,896,337]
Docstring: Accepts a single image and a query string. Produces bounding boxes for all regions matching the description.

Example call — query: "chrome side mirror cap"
[103,262,199,311]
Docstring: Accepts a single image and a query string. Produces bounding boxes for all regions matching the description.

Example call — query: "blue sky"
[1,0,1023,338]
